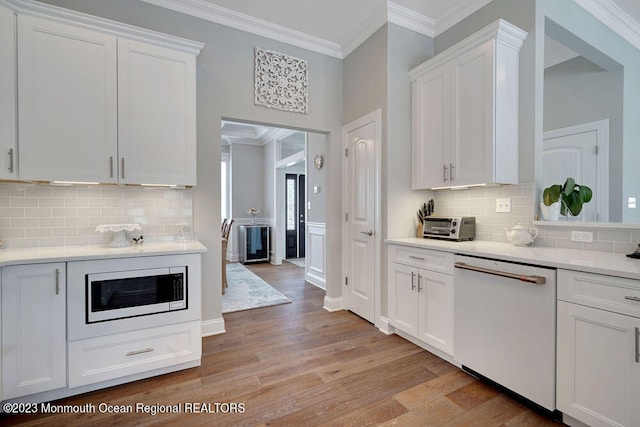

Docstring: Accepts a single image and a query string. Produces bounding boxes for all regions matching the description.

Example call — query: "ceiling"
[141,0,640,58]
[221,120,305,151]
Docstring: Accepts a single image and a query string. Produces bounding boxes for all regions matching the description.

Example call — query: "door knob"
[361,230,373,236]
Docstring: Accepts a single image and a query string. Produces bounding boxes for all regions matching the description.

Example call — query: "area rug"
[285,258,305,268]
[222,263,292,313]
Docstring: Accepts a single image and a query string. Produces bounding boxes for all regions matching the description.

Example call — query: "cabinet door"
[412,64,449,189]
[0,5,17,180]
[18,15,118,183]
[388,263,418,337]
[417,269,454,355]
[118,39,196,186]
[450,40,494,186]
[2,263,66,399]
[557,301,640,427]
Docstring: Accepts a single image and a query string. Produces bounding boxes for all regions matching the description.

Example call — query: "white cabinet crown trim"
[2,0,204,54]
[409,18,527,80]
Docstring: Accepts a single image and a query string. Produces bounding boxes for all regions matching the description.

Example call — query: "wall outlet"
[629,197,637,209]
[571,231,593,243]
[496,198,512,213]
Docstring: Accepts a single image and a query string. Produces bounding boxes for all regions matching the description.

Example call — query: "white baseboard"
[306,271,326,290]
[323,295,343,312]
[377,316,394,335]
[201,317,225,336]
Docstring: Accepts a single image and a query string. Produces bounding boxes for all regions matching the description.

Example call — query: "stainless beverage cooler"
[238,225,270,264]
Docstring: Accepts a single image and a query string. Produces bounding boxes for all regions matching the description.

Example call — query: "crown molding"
[387,1,435,38]
[5,0,203,54]
[341,2,388,58]
[435,0,494,36]
[138,0,342,58]
[575,0,640,50]
[409,19,527,80]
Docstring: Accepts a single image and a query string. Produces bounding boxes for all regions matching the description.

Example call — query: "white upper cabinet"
[118,39,196,186]
[410,20,527,189]
[18,15,118,183]
[0,5,17,180]
[14,3,202,185]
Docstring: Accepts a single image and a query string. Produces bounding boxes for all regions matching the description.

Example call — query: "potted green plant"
[541,178,593,220]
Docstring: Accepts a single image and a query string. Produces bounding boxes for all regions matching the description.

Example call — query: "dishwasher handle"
[454,262,546,285]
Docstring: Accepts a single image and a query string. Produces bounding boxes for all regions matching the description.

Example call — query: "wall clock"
[313,154,323,169]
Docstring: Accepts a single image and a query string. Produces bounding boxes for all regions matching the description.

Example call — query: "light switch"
[313,185,320,194]
[629,197,637,209]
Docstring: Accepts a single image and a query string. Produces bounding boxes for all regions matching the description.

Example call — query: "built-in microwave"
[86,267,187,323]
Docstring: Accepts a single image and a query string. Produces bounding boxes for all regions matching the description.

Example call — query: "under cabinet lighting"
[140,184,184,189]
[52,181,100,185]
[431,183,488,191]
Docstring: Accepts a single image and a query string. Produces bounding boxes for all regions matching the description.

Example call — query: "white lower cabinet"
[557,270,640,427]
[388,245,454,356]
[1,263,66,399]
[68,321,201,388]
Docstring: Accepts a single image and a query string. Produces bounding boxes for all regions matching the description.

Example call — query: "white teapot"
[504,223,538,246]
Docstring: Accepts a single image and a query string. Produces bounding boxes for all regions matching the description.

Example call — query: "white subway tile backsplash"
[25,207,51,217]
[431,182,640,254]
[39,198,66,208]
[11,218,39,228]
[0,183,194,249]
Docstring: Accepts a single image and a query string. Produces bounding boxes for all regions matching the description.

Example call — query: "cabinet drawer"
[68,321,201,388]
[558,270,640,318]
[389,245,453,275]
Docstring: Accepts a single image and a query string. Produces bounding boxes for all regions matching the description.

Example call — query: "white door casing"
[543,119,609,222]
[342,110,381,325]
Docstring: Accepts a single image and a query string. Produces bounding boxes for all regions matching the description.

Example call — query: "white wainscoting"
[227,217,275,263]
[306,222,326,289]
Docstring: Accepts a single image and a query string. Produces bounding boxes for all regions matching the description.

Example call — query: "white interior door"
[342,111,380,324]
[543,120,609,221]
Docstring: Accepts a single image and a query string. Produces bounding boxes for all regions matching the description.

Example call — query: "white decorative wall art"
[254,47,308,114]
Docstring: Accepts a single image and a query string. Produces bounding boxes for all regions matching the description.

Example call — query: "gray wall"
[544,57,624,221]
[539,0,640,223]
[343,25,388,125]
[262,140,276,221]
[39,0,343,323]
[306,133,326,224]
[230,144,264,220]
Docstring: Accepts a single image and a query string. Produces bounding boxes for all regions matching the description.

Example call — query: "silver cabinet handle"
[636,327,639,363]
[411,271,416,290]
[450,163,454,182]
[109,156,114,178]
[625,296,640,302]
[55,268,60,295]
[409,255,425,261]
[8,148,14,173]
[417,273,422,292]
[121,157,125,179]
[454,262,546,284]
[361,230,373,236]
[126,348,154,356]
[443,164,448,182]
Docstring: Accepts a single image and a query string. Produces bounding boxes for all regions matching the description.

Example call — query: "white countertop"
[386,237,640,280]
[0,241,207,267]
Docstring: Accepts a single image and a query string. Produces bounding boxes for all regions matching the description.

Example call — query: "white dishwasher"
[454,254,557,412]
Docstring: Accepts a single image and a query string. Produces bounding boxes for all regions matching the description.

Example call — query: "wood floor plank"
[1,261,562,426]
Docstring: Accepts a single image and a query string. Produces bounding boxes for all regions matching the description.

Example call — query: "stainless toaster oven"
[423,217,476,241]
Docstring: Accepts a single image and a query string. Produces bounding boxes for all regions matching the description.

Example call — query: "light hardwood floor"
[3,262,562,426]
